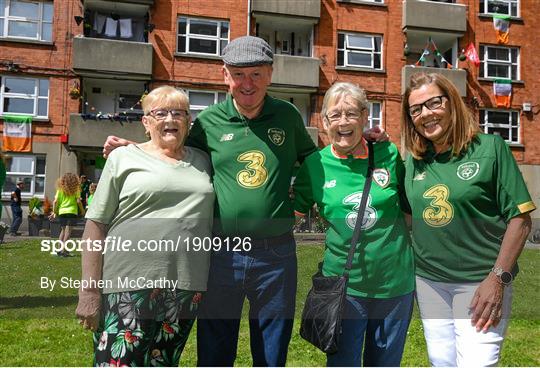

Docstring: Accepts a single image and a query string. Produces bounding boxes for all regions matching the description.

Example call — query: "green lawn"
[0,240,538,366]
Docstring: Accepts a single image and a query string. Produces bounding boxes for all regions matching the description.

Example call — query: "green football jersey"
[294,141,414,298]
[187,94,317,238]
[405,134,536,283]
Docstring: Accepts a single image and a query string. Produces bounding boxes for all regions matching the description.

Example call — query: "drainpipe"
[247,0,251,35]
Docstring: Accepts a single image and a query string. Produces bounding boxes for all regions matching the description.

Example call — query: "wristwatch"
[491,266,513,285]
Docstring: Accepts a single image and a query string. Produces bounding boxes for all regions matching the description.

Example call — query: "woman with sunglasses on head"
[294,82,414,366]
[75,86,215,366]
[402,73,534,367]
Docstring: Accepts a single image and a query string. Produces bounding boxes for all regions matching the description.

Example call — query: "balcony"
[82,0,154,6]
[69,114,146,148]
[252,0,320,19]
[271,55,320,88]
[402,66,467,97]
[72,37,153,80]
[403,1,466,34]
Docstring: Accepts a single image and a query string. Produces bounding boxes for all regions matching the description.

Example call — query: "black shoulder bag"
[299,141,375,354]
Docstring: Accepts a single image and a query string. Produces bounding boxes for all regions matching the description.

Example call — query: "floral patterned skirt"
[93,288,201,367]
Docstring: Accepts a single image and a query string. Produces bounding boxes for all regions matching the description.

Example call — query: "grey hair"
[142,85,189,115]
[321,82,368,119]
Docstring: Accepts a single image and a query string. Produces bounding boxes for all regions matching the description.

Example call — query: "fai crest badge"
[457,162,479,181]
[372,168,390,188]
[268,128,285,146]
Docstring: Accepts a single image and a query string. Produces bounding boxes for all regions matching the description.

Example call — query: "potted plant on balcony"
[69,84,81,100]
[28,197,44,236]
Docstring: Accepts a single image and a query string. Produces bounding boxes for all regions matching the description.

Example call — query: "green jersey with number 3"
[187,94,317,238]
[405,134,536,283]
[294,141,414,298]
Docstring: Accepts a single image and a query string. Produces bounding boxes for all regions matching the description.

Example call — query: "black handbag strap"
[343,141,374,278]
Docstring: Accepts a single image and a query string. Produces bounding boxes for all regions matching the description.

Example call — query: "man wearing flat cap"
[189,35,317,366]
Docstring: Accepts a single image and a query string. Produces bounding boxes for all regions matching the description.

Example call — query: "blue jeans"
[197,239,297,366]
[327,292,414,367]
[10,205,22,234]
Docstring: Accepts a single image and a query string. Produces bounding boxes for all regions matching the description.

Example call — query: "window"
[479,45,519,80]
[2,154,46,198]
[1,76,49,117]
[0,0,53,42]
[177,17,229,56]
[366,101,382,129]
[187,90,226,119]
[337,32,382,70]
[480,0,519,17]
[479,109,519,144]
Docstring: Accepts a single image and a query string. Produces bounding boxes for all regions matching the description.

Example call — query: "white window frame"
[1,75,49,118]
[367,101,382,129]
[480,45,519,81]
[480,0,519,17]
[177,16,229,56]
[187,90,226,119]
[0,0,53,42]
[337,32,383,70]
[479,109,520,144]
[2,154,46,198]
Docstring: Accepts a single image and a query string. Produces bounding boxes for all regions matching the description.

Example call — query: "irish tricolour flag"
[2,115,32,152]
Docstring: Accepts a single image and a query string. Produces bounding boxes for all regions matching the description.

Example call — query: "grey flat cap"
[222,36,273,67]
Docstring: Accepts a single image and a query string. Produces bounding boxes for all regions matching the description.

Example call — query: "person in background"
[50,173,84,257]
[0,154,6,219]
[76,86,214,366]
[86,183,97,210]
[79,174,91,208]
[401,72,534,366]
[294,82,414,366]
[9,180,24,236]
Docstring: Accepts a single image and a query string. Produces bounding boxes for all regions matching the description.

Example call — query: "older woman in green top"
[294,82,414,366]
[75,86,215,366]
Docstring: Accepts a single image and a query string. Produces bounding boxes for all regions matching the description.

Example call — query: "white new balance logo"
[323,179,337,188]
[220,133,234,142]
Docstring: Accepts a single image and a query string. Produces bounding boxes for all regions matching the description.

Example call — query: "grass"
[0,240,538,366]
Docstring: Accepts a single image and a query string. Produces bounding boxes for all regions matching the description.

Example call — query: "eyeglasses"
[408,95,447,117]
[147,109,189,120]
[325,109,363,124]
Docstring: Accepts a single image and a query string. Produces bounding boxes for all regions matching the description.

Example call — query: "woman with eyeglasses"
[294,82,414,366]
[401,73,534,366]
[76,86,215,366]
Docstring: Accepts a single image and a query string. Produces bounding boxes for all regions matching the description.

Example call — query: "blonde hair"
[142,86,189,115]
[401,73,479,159]
[56,173,80,196]
[321,82,368,122]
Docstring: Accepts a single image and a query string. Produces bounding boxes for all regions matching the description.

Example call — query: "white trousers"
[415,276,513,367]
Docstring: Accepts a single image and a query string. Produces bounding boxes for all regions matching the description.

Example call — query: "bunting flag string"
[413,37,453,69]
[81,90,147,122]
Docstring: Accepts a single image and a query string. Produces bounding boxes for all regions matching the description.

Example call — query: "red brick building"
[1,0,538,233]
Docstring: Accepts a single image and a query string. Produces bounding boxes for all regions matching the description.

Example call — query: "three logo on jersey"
[323,168,390,230]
